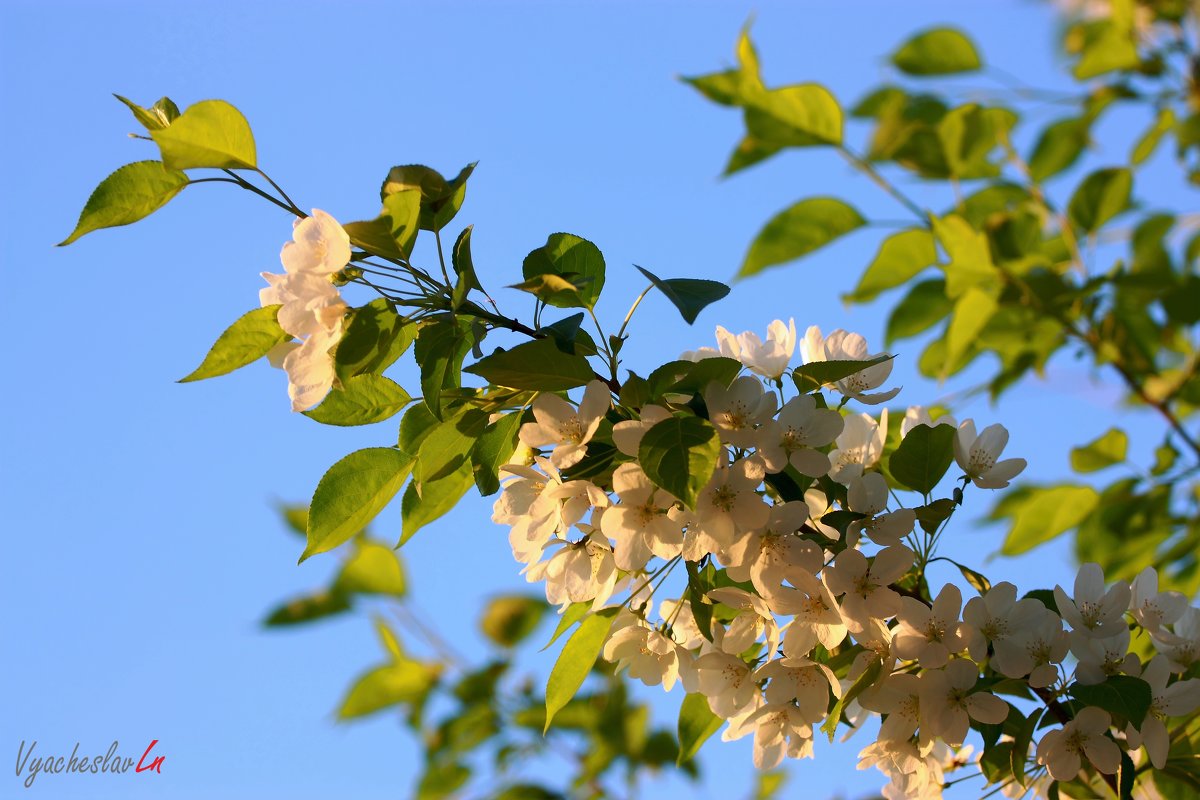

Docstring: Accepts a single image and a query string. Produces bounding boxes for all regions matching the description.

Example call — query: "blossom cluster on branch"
[491,321,1200,799]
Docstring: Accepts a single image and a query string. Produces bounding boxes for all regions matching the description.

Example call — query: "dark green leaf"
[791,356,892,393]
[415,316,475,420]
[740,198,865,279]
[889,423,957,494]
[1070,675,1152,727]
[472,410,526,495]
[635,265,730,324]
[481,595,549,648]
[179,305,288,382]
[59,160,188,245]
[1068,168,1132,233]
[1028,118,1090,182]
[638,416,721,509]
[451,225,482,309]
[522,233,606,309]
[465,337,596,391]
[334,298,415,382]
[263,589,351,626]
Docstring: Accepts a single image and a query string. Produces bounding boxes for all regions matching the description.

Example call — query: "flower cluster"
[491,321,1200,798]
[260,209,351,411]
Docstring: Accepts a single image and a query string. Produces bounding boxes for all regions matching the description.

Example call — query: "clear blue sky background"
[2,1,1188,798]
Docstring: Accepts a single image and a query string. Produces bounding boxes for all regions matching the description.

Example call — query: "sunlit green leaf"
[472,410,526,495]
[179,305,288,382]
[847,229,937,303]
[481,595,549,648]
[744,84,843,148]
[334,298,415,382]
[1068,167,1131,233]
[465,338,596,391]
[338,660,438,719]
[303,448,414,560]
[335,539,407,596]
[1070,428,1128,473]
[544,608,619,732]
[59,160,188,245]
[522,233,606,309]
[677,692,722,765]
[114,94,180,131]
[304,374,411,426]
[994,484,1100,556]
[151,99,256,170]
[740,198,865,279]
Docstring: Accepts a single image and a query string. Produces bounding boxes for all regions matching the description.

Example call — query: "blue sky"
[1,1,1187,798]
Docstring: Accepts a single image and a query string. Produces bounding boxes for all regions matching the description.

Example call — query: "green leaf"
[740,198,865,279]
[150,99,256,170]
[1068,168,1132,233]
[303,448,414,560]
[743,84,843,148]
[263,589,351,626]
[932,214,997,299]
[544,607,619,733]
[791,355,892,393]
[946,558,992,594]
[415,316,475,420]
[1011,708,1043,787]
[847,229,937,303]
[822,657,882,741]
[334,298,415,382]
[335,539,407,597]
[889,423,957,494]
[1028,118,1090,182]
[381,162,475,232]
[522,233,606,309]
[1070,675,1152,727]
[338,660,437,720]
[417,761,471,800]
[542,602,591,651]
[304,374,411,426]
[59,160,188,245]
[677,692,723,765]
[398,403,439,457]
[1074,15,1140,79]
[634,265,730,325]
[114,94,180,131]
[472,410,526,495]
[995,485,1100,556]
[179,305,288,382]
[465,338,596,391]
[638,416,721,509]
[480,595,549,648]
[451,225,482,309]
[1070,428,1128,473]
[382,189,422,256]
[945,287,999,379]
[892,28,982,75]
[886,279,952,345]
[401,410,488,544]
[1131,108,1175,166]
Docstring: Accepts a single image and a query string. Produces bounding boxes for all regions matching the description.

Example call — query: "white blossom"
[893,583,968,669]
[691,650,760,718]
[1036,706,1120,780]
[991,605,1069,688]
[1152,605,1200,672]
[726,702,814,769]
[828,409,888,485]
[713,318,797,380]
[773,568,849,656]
[824,545,914,632]
[757,656,840,722]
[600,462,682,571]
[708,586,782,657]
[962,581,1046,661]
[847,472,916,547]
[901,406,957,437]
[800,326,899,404]
[704,376,777,448]
[1125,655,1200,768]
[919,659,1008,746]
[1129,566,1187,635]
[683,457,770,560]
[722,501,819,592]
[611,404,671,457]
[526,529,618,610]
[1069,627,1137,685]
[1053,563,1131,639]
[953,420,1027,489]
[602,624,685,691]
[518,380,610,469]
[757,395,843,476]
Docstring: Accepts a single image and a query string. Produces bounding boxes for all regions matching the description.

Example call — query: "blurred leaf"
[993,484,1100,556]
[635,265,730,324]
[179,305,288,382]
[847,229,937,303]
[417,761,470,800]
[263,589,351,626]
[1068,167,1131,233]
[892,28,982,75]
[335,539,406,596]
[677,692,722,765]
[544,608,619,733]
[481,595,549,647]
[886,279,952,345]
[740,197,865,279]
[1070,428,1128,473]
[304,374,411,426]
[744,84,843,147]
[303,448,414,560]
[1131,108,1175,165]
[151,99,256,170]
[60,160,188,245]
[465,338,596,391]
[1073,12,1139,79]
[754,771,789,800]
[338,660,437,720]
[932,214,997,298]
[945,286,999,379]
[638,416,722,509]
[1028,118,1090,181]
